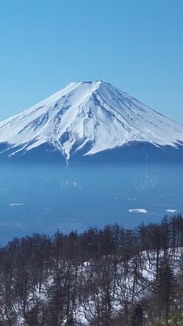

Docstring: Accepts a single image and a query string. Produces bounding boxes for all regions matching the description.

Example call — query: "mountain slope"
[0,80,183,160]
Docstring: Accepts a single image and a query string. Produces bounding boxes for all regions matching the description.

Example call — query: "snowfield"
[0,80,183,160]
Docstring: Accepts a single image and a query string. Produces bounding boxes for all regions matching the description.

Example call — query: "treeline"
[0,215,183,325]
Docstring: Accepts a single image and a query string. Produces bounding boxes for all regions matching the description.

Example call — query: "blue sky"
[0,0,183,122]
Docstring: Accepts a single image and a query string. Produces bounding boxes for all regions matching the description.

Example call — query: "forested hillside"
[1,215,183,325]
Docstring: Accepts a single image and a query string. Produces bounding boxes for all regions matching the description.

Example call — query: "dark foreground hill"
[0,215,183,325]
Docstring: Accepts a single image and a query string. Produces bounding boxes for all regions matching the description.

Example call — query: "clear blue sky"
[0,0,183,123]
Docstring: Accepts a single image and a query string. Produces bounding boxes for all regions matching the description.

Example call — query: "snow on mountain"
[0,80,183,160]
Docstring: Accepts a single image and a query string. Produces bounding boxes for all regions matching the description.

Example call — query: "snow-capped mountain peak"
[0,80,183,160]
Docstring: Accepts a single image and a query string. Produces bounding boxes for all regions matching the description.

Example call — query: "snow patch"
[166,209,178,213]
[129,208,147,213]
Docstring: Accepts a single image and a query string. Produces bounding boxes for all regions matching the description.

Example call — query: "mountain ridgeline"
[0,80,183,164]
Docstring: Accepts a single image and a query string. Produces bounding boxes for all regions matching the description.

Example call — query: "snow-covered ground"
[5,247,183,325]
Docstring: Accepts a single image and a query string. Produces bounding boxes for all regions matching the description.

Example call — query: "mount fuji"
[0,80,183,163]
[0,81,183,243]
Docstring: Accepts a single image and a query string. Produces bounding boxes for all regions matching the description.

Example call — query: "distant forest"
[1,215,183,325]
